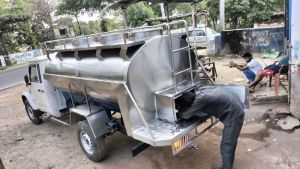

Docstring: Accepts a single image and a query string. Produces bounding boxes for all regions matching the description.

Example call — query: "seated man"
[248,52,289,93]
[176,86,245,169]
[229,52,262,83]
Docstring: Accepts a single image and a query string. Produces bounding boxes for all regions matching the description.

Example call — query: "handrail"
[44,20,188,52]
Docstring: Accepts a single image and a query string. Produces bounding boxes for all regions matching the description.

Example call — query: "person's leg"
[248,70,265,91]
[243,69,256,82]
[220,114,244,169]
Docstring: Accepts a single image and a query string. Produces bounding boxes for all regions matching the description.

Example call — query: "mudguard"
[86,109,110,138]
[21,92,39,110]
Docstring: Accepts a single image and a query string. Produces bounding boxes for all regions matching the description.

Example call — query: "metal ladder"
[166,20,194,92]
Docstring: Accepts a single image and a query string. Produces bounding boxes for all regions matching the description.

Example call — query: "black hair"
[242,52,252,58]
[175,92,196,111]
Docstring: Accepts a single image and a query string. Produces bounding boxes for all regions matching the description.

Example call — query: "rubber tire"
[24,100,43,125]
[77,120,107,162]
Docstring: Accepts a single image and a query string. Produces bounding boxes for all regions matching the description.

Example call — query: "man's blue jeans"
[243,69,256,82]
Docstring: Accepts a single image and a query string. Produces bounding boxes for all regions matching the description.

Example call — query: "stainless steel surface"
[44,22,199,144]
[132,118,204,146]
[50,116,70,126]
[45,28,162,52]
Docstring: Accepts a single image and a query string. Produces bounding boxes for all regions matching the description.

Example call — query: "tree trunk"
[48,15,55,40]
[75,15,82,35]
[212,19,217,30]
[0,33,11,66]
[233,17,238,29]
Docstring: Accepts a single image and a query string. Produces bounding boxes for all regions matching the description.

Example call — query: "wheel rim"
[26,104,35,120]
[80,131,94,155]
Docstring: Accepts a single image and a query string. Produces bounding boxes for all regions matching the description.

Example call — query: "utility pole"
[219,0,225,31]
[191,4,197,28]
[160,3,165,18]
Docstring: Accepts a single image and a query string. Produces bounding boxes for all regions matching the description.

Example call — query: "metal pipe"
[83,86,92,115]
[183,20,194,84]
[164,3,170,23]
[175,68,192,75]
[86,36,90,47]
[68,83,75,108]
[172,46,189,53]
[205,15,209,55]
[63,40,66,50]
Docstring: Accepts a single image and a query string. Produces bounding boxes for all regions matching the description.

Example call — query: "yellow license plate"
[172,135,191,155]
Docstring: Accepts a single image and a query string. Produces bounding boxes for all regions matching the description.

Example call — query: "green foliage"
[0,66,6,70]
[55,16,74,28]
[195,0,283,29]
[55,0,83,16]
[55,0,85,34]
[127,2,155,27]
[55,0,110,35]
[26,0,55,42]
[224,0,278,29]
[206,0,219,30]
[73,20,101,35]
[0,0,38,65]
[100,19,108,32]
[99,18,122,32]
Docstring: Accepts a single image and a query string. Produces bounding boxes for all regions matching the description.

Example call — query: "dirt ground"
[1,56,300,169]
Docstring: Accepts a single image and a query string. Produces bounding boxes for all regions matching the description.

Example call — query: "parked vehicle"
[21,21,247,162]
[187,27,220,49]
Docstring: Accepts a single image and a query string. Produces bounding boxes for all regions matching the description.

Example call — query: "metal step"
[50,116,70,126]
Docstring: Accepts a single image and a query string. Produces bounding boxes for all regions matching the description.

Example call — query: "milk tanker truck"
[21,21,248,161]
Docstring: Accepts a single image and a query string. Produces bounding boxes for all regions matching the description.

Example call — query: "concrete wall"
[0,49,43,67]
[289,0,300,118]
[218,27,285,55]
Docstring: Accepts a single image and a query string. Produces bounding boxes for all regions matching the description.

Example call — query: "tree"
[225,0,279,29]
[55,16,74,28]
[194,0,282,30]
[25,0,55,42]
[206,0,219,30]
[100,19,108,32]
[55,0,111,35]
[0,0,38,65]
[127,2,155,27]
[55,0,85,35]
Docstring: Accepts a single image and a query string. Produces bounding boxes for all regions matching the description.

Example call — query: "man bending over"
[176,85,245,169]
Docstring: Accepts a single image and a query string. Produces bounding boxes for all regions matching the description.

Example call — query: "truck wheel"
[24,100,42,125]
[77,120,107,162]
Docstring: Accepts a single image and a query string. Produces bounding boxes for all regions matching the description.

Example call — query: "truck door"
[29,64,48,111]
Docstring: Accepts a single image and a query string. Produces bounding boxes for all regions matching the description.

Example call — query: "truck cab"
[22,55,67,123]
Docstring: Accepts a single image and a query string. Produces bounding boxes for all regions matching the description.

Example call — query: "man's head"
[175,91,196,111]
[242,52,252,63]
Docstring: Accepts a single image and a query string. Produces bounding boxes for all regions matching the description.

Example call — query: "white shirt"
[247,58,262,75]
